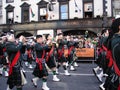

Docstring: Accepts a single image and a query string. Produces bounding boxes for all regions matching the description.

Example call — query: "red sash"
[102,45,108,52]
[9,51,20,76]
[118,85,120,90]
[58,47,64,59]
[102,45,113,67]
[27,49,32,58]
[36,50,45,70]
[106,50,113,67]
[68,46,74,56]
[46,46,54,62]
[3,48,6,52]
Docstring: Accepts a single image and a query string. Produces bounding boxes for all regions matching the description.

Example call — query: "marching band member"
[56,32,70,76]
[93,29,109,82]
[67,36,76,71]
[26,40,34,69]
[32,35,50,90]
[0,35,9,77]
[6,32,27,90]
[73,37,79,67]
[104,18,120,90]
[45,34,60,82]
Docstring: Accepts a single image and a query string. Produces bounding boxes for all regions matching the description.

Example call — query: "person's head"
[7,33,15,42]
[45,34,52,40]
[57,32,63,39]
[111,18,120,34]
[36,35,43,44]
[101,28,109,36]
[66,35,70,41]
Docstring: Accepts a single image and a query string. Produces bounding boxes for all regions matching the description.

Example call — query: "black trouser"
[104,69,119,90]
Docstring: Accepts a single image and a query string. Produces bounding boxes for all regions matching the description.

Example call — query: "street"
[0,62,100,90]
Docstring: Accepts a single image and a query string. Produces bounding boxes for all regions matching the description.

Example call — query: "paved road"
[0,63,101,90]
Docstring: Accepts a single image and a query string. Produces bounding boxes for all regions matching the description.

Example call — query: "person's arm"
[6,42,23,52]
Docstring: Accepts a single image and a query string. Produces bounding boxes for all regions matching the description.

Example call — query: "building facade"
[0,0,2,24]
[0,0,114,37]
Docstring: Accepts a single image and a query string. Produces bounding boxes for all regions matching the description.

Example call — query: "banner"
[76,48,94,57]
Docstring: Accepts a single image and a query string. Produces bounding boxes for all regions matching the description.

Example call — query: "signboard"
[76,48,94,57]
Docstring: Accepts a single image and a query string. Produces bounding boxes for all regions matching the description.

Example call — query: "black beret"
[57,32,63,36]
[101,28,108,35]
[36,35,42,39]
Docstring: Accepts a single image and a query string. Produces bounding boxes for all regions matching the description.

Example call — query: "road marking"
[25,70,94,76]
[60,73,94,76]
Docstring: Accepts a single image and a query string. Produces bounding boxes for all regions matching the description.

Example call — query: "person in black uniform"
[6,33,27,90]
[93,29,109,81]
[32,35,50,90]
[0,35,9,77]
[45,34,60,82]
[104,18,120,90]
[56,33,70,76]
[25,41,34,69]
[67,36,76,71]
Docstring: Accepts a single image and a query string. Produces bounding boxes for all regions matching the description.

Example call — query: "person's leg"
[51,68,60,82]
[6,85,12,90]
[31,77,39,87]
[62,62,70,76]
[3,66,8,77]
[97,70,104,82]
[69,54,75,71]
[56,63,61,74]
[42,77,49,90]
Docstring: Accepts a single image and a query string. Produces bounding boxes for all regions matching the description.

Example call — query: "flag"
[30,8,35,17]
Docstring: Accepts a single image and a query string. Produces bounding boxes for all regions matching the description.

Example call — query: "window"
[5,5,14,24]
[40,8,47,16]
[23,9,29,22]
[60,4,68,19]
[6,0,14,3]
[84,2,93,18]
[20,2,30,23]
[115,9,120,18]
[37,0,48,21]
[7,11,14,23]
[39,8,47,20]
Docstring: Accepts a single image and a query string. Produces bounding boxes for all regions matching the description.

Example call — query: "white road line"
[24,70,94,76]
